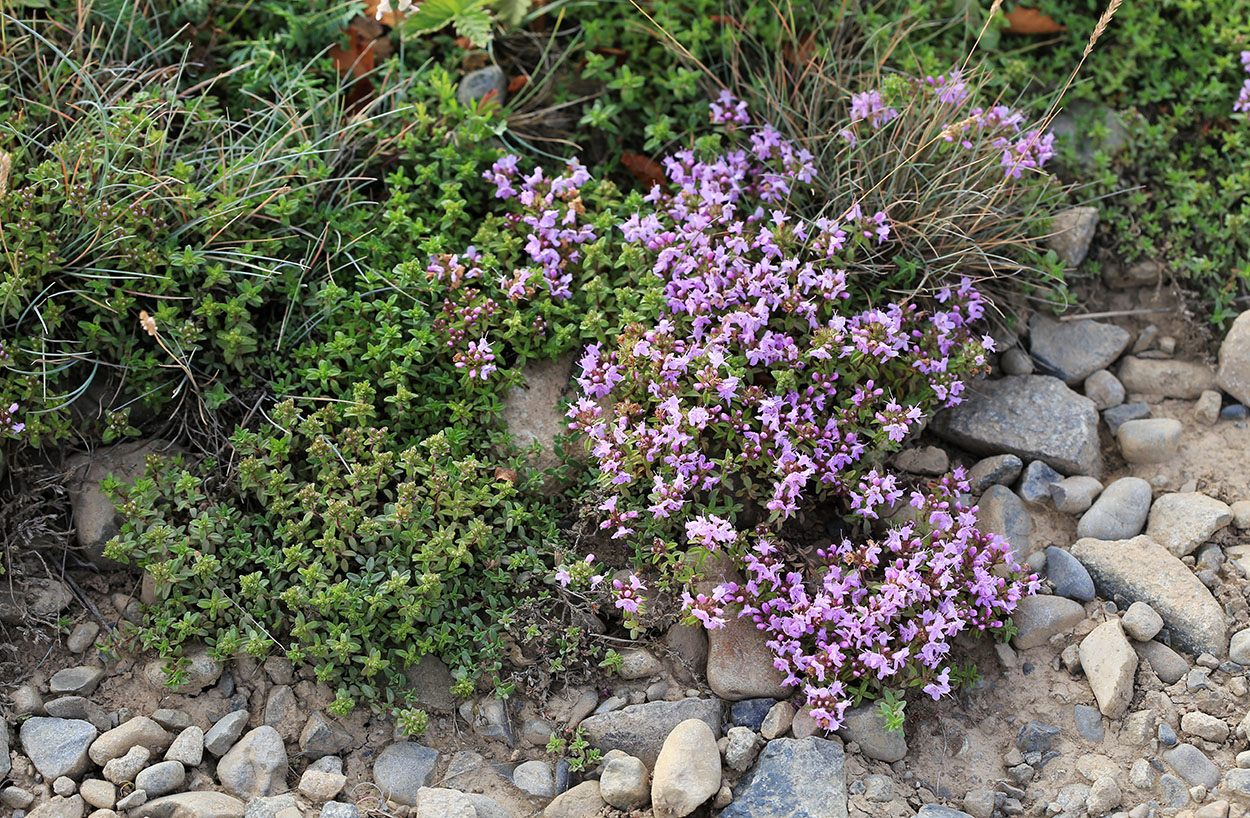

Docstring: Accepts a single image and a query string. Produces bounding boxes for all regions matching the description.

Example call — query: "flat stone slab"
[580,698,723,768]
[719,736,848,818]
[1071,535,1227,657]
[1028,315,1131,385]
[931,376,1100,476]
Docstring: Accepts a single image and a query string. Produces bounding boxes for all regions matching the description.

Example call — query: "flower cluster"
[0,402,23,436]
[1236,51,1250,114]
[690,472,1036,728]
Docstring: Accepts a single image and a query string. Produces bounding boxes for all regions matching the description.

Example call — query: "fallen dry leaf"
[622,153,667,192]
[1003,6,1066,34]
[329,17,379,78]
[508,74,529,94]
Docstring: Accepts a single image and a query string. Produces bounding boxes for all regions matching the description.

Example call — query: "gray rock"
[130,791,245,818]
[371,742,438,806]
[761,701,795,740]
[115,790,149,811]
[91,717,173,766]
[80,780,115,810]
[204,711,250,757]
[1180,711,1228,743]
[1080,620,1136,717]
[1217,309,1250,405]
[1046,206,1099,268]
[1016,721,1060,753]
[216,727,287,800]
[414,788,475,818]
[1231,628,1250,665]
[298,713,353,759]
[1049,102,1130,167]
[863,775,894,803]
[581,697,723,768]
[719,736,847,818]
[1000,347,1034,376]
[152,709,192,732]
[141,645,222,694]
[1,786,35,809]
[1118,418,1182,464]
[25,795,85,818]
[1225,768,1250,797]
[12,684,44,716]
[166,727,204,767]
[1051,476,1103,514]
[512,760,554,798]
[20,718,98,780]
[706,613,790,701]
[916,808,975,818]
[1018,460,1063,504]
[1164,743,1218,789]
[1103,402,1150,435]
[1159,773,1190,808]
[49,666,105,697]
[1073,705,1105,742]
[967,454,1024,493]
[1027,315,1130,385]
[1011,595,1086,650]
[724,726,765,772]
[261,686,297,740]
[1044,546,1095,602]
[45,696,109,732]
[458,698,514,746]
[1193,390,1222,425]
[402,655,456,712]
[730,698,776,731]
[320,804,359,818]
[103,745,151,785]
[1223,403,1250,420]
[893,446,949,476]
[1118,357,1217,399]
[931,375,1101,476]
[651,719,720,818]
[244,794,298,818]
[1076,477,1152,540]
[456,65,508,107]
[617,648,662,680]
[835,704,906,762]
[976,485,1033,562]
[135,761,186,798]
[1121,602,1164,642]
[599,755,650,810]
[521,719,553,747]
[1145,492,1233,557]
[1083,369,1125,410]
[67,622,101,654]
[1072,535,1227,657]
[1108,258,1164,289]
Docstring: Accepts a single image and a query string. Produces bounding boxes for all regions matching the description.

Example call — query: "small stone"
[1016,721,1060,753]
[997,642,1020,670]
[976,484,1033,563]
[1018,460,1063,504]
[414,788,474,818]
[543,781,605,818]
[1145,492,1233,557]
[26,795,86,818]
[1051,476,1103,514]
[165,726,204,767]
[134,761,185,798]
[836,703,906,762]
[729,698,775,731]
[1087,776,1121,816]
[204,711,250,757]
[616,648,662,680]
[1130,758,1154,789]
[1001,347,1035,376]
[216,726,287,800]
[967,454,1024,493]
[131,792,246,818]
[1061,643,1082,673]
[1133,639,1190,685]
[651,719,721,818]
[1196,801,1230,818]
[1074,705,1105,742]
[320,804,359,818]
[20,718,98,781]
[1118,418,1183,463]
[580,697,723,768]
[1180,712,1229,743]
[456,66,508,107]
[1159,723,1179,746]
[1160,773,1190,808]
[1045,546,1095,602]
[863,775,893,802]
[1085,370,1126,410]
[1224,404,1250,420]
[79,781,115,811]
[724,727,764,772]
[1217,310,1250,405]
[893,446,949,476]
[141,645,222,694]
[102,745,150,785]
[1118,356,1217,399]
[521,719,554,747]
[599,755,650,810]
[50,666,105,697]
[713,784,733,809]
[512,760,555,798]
[718,737,846,818]
[298,712,354,760]
[2,787,36,809]
[760,701,795,740]
[53,777,76,797]
[1046,206,1100,268]
[1079,620,1136,718]
[706,613,790,701]
[298,771,347,803]
[262,686,298,741]
[1076,477,1152,540]
[1164,743,1219,789]
[12,684,44,716]
[1228,768,1250,797]
[964,788,995,818]
[1011,596,1086,650]
[151,709,191,732]
[67,622,101,654]
[91,717,173,767]
[459,698,514,746]
[372,742,439,807]
[1194,391,1222,425]
[1240,750,1250,768]
[1103,402,1151,435]
[1122,602,1164,642]
[115,790,148,810]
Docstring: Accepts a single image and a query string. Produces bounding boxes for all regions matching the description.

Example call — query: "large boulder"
[930,376,1100,476]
